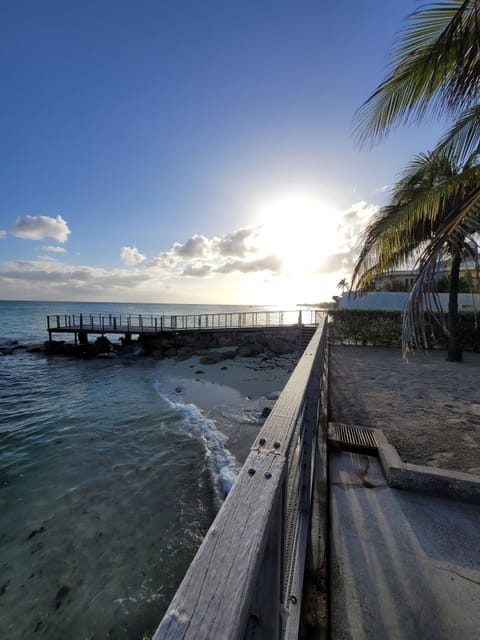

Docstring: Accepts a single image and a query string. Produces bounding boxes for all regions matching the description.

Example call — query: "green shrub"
[329,309,480,351]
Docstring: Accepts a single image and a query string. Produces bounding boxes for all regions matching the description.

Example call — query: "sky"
[0,0,448,306]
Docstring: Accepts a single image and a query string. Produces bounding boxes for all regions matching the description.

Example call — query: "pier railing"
[47,309,322,336]
[153,316,329,640]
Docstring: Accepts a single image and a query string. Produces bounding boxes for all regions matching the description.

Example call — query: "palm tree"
[355,0,480,145]
[337,278,349,293]
[352,151,480,360]
[354,1,480,248]
[352,0,480,358]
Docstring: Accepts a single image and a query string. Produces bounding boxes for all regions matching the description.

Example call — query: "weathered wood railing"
[153,315,329,640]
[46,309,322,337]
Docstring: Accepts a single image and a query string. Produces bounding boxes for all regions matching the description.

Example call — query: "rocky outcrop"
[34,326,302,361]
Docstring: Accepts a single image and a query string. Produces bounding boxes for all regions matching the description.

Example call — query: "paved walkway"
[330,449,480,639]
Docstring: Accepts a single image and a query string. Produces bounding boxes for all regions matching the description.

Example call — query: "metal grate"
[329,422,378,452]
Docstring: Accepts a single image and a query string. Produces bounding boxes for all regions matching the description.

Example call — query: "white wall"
[339,291,480,311]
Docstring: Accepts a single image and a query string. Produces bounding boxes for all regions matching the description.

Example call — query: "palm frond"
[355,0,480,145]
[435,104,480,161]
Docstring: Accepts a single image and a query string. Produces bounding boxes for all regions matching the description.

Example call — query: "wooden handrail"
[153,318,328,640]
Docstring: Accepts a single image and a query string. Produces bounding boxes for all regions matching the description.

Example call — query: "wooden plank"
[153,451,285,640]
[251,320,326,454]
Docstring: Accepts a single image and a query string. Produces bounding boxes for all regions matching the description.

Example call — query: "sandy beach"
[329,345,480,475]
[154,348,301,464]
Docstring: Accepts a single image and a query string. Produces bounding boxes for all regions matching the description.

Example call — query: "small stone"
[55,584,71,609]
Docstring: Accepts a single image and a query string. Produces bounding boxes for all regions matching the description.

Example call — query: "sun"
[255,194,339,274]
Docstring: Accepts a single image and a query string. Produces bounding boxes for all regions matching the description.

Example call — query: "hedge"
[329,309,480,352]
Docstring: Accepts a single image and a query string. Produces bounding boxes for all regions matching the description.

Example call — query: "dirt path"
[329,345,480,475]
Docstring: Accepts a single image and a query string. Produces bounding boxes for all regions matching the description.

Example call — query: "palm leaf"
[355,0,480,144]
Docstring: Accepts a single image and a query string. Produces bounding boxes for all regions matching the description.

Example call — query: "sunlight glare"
[256,195,339,274]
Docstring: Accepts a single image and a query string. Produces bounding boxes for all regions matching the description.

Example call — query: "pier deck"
[47,309,322,341]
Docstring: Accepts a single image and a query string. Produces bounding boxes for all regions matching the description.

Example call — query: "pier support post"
[78,331,89,345]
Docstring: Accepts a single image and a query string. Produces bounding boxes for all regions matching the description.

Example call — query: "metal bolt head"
[248,468,256,476]
[273,441,281,449]
[259,438,266,446]
[264,472,272,479]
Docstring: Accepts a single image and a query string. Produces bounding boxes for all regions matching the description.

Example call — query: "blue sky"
[0,0,447,304]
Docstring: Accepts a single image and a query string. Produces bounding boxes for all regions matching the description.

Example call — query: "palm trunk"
[447,249,462,362]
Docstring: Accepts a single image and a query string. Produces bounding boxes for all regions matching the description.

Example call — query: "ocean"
[0,300,287,640]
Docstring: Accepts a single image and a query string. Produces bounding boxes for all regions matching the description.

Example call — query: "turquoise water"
[0,301,280,639]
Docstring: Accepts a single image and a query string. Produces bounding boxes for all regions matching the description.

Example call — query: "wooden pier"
[47,309,322,343]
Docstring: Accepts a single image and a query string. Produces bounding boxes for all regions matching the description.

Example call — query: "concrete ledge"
[327,423,480,503]
[377,439,480,504]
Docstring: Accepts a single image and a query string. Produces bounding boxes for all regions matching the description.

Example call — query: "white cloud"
[335,201,379,250]
[121,246,147,266]
[214,227,259,257]
[42,245,67,253]
[173,234,211,258]
[316,250,357,274]
[0,207,381,304]
[215,255,282,275]
[0,230,6,239]
[181,263,214,277]
[10,215,71,242]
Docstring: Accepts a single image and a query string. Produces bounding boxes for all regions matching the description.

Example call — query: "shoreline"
[155,350,300,405]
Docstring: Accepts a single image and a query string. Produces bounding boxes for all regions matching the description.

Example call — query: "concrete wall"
[340,291,480,311]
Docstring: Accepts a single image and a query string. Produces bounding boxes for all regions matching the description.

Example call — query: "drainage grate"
[329,422,378,452]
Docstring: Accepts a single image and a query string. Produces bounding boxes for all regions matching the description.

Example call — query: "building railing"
[153,317,329,640]
[47,309,323,334]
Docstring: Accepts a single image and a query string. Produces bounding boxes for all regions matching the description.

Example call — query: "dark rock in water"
[55,584,71,609]
[195,370,205,374]
[0,580,10,596]
[27,345,44,353]
[27,525,46,541]
[0,340,26,355]
[175,386,183,394]
[221,366,228,370]
[261,407,272,418]
[92,336,112,355]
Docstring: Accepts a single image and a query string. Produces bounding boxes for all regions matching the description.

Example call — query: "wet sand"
[155,350,300,407]
[329,345,480,475]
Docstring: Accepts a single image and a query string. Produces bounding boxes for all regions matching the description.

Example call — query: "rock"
[92,336,112,355]
[238,343,264,357]
[175,386,183,393]
[55,584,71,609]
[268,337,294,355]
[261,407,272,418]
[199,352,229,365]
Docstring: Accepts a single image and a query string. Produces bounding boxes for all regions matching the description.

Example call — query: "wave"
[153,382,240,501]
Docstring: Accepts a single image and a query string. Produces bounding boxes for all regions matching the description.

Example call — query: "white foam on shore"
[154,382,240,498]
